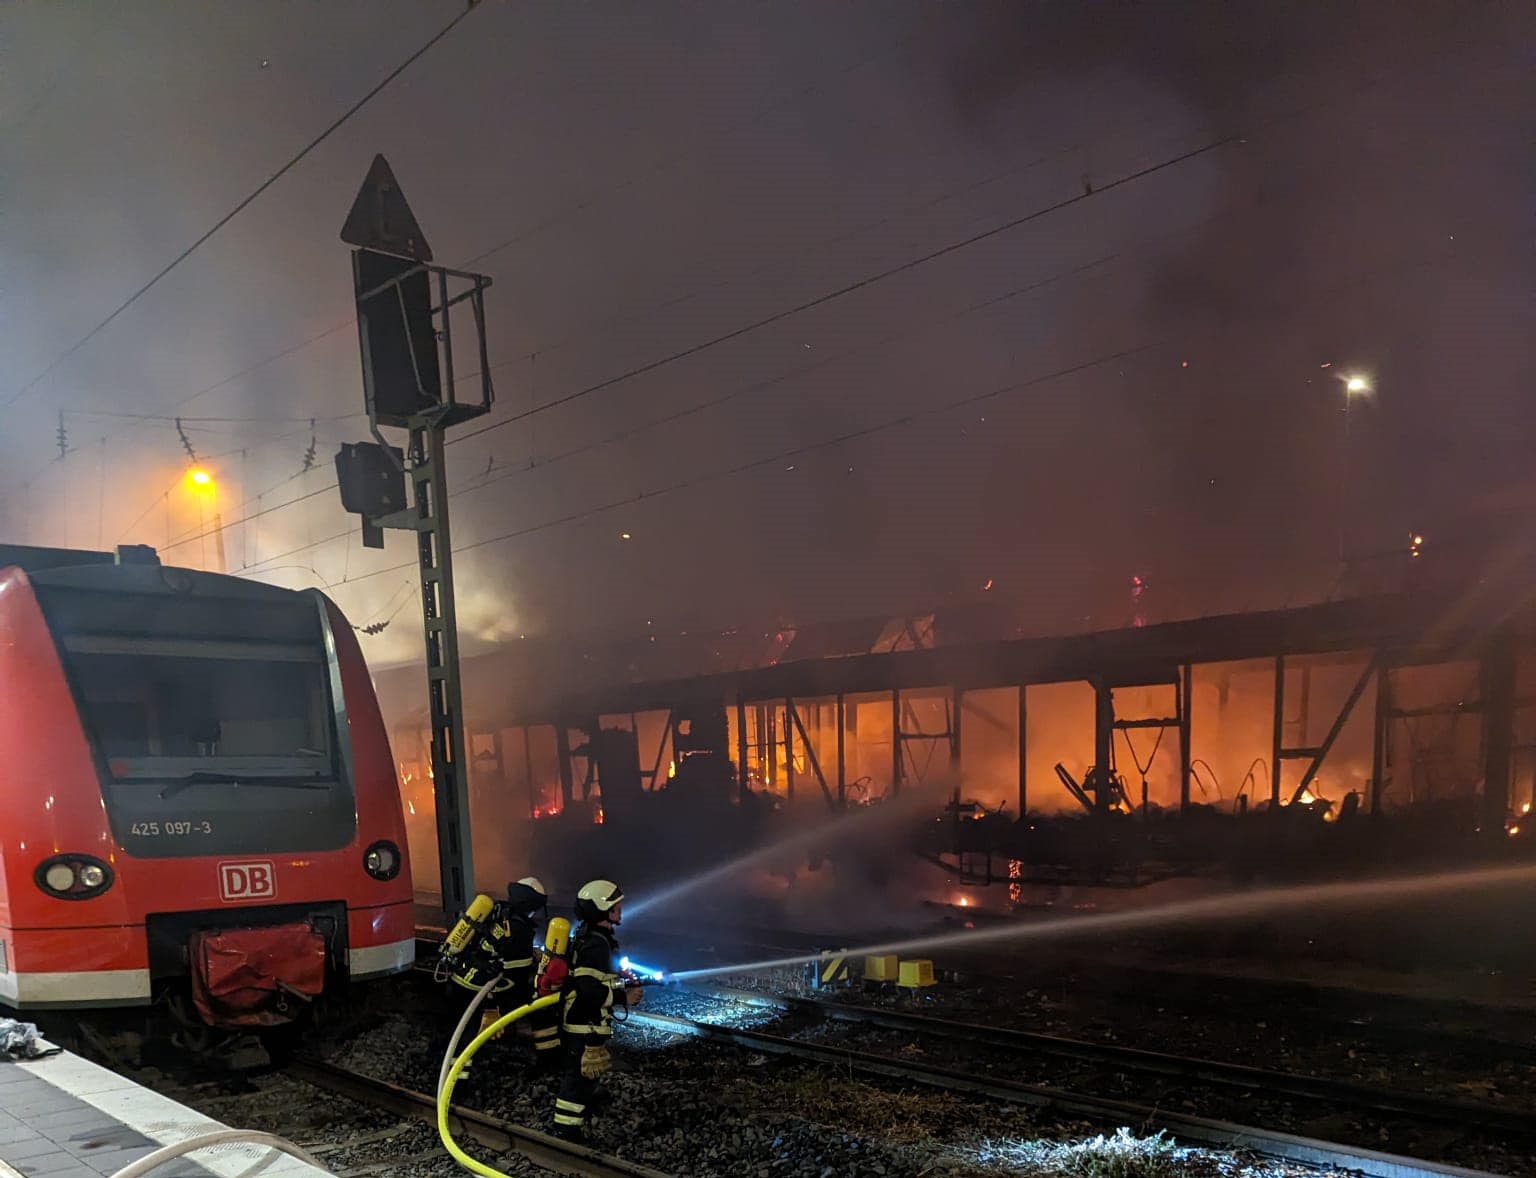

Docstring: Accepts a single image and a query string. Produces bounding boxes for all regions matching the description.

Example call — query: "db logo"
[219,861,276,902]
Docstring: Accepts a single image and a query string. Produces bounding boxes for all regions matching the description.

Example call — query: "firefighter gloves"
[580,1044,612,1079]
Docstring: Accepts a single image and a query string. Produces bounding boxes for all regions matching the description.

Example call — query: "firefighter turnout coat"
[559,923,617,1044]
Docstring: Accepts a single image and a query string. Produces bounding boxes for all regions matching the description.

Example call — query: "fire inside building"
[377,533,1536,908]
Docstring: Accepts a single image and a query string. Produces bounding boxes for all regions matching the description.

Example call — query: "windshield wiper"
[158,772,331,800]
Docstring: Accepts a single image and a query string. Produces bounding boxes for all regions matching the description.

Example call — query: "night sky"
[3,2,1531,665]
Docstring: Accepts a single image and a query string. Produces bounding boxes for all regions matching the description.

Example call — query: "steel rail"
[286,1057,675,1178]
[625,1010,1513,1178]
[692,984,1536,1139]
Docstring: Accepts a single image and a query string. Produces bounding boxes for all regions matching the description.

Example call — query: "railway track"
[692,983,1536,1140]
[628,999,1517,1178]
[286,1056,675,1178]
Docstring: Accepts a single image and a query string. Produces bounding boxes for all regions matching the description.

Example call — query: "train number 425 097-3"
[130,821,213,836]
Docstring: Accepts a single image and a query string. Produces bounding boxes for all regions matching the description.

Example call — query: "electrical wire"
[3,4,479,410]
[64,407,359,426]
[229,225,1507,586]
[155,122,1259,555]
[441,21,1506,446]
[447,134,1237,450]
[240,340,1164,581]
[115,41,1521,578]
[4,26,925,479]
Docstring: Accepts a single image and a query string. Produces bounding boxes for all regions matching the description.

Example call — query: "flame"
[1509,824,1521,837]
[668,759,677,779]
[957,896,970,907]
[594,805,605,825]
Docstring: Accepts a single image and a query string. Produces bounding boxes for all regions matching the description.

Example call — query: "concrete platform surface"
[0,1046,329,1178]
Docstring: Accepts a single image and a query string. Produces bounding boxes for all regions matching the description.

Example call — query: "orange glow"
[957,896,970,907]
[1508,825,1521,837]
[186,468,214,492]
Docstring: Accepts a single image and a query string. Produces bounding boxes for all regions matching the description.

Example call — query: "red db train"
[0,543,414,1029]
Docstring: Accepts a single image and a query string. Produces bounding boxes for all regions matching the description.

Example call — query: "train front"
[0,549,414,1028]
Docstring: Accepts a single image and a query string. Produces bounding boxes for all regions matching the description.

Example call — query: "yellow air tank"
[543,916,571,958]
[444,893,496,956]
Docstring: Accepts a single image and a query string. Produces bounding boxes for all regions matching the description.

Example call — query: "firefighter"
[442,877,547,1040]
[552,879,640,1142]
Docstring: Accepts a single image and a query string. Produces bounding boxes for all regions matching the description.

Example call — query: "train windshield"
[56,632,358,857]
[65,636,329,769]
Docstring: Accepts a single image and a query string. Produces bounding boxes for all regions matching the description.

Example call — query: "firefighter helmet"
[506,876,548,916]
[574,879,624,925]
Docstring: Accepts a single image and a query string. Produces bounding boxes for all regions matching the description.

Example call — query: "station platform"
[1,1045,327,1178]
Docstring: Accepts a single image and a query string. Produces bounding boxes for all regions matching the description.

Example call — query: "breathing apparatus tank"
[443,893,496,958]
[535,916,571,997]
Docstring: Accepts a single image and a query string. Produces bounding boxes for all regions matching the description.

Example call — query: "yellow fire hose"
[436,992,560,1177]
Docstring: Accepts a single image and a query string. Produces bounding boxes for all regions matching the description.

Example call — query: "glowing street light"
[1335,372,1374,563]
[186,467,214,492]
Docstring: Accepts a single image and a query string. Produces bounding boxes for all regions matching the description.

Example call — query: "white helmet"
[574,879,624,924]
[505,876,548,916]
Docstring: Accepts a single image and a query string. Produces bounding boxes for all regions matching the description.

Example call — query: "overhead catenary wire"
[165,158,1486,571]
[456,97,1442,501]
[440,23,1504,449]
[5,18,1497,541]
[2,4,479,411]
[154,130,1238,557]
[1,24,927,487]
[8,84,1186,512]
[446,134,1238,450]
[11,21,1493,530]
[111,33,1516,579]
[237,340,1166,582]
[234,224,1506,592]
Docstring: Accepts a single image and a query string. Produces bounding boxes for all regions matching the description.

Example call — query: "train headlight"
[43,863,76,892]
[363,840,401,881]
[35,854,114,900]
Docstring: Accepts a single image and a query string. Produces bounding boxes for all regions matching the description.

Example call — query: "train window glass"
[56,636,357,857]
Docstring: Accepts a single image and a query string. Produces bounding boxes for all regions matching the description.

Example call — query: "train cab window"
[54,634,357,857]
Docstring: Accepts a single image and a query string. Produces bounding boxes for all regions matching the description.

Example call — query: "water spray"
[627,784,945,919]
[670,862,1536,981]
[619,954,670,983]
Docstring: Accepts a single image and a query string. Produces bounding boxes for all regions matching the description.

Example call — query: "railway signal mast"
[334,154,493,915]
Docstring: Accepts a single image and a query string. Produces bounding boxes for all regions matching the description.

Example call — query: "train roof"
[0,543,158,573]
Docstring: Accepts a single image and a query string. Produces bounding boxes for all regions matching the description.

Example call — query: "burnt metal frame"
[893,686,957,794]
[454,589,1532,844]
[1271,652,1381,809]
[784,698,835,808]
[1106,673,1185,816]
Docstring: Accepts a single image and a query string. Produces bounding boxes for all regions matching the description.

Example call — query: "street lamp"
[1337,373,1372,563]
[182,467,222,570]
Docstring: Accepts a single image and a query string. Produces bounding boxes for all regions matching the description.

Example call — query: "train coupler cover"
[189,922,326,1027]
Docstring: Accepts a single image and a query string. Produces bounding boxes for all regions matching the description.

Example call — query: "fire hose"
[436,969,653,1175]
[107,1130,327,1178]
[437,992,559,1178]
